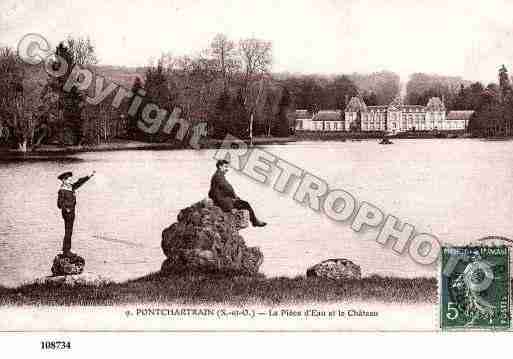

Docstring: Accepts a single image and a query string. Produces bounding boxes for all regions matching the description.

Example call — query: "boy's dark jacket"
[57,176,91,212]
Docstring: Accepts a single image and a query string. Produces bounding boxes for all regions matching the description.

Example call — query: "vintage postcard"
[0,0,512,335]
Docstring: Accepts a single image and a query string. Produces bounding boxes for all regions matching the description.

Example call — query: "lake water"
[1,139,512,287]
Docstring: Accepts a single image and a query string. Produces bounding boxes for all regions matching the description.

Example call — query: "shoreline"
[0,135,510,162]
[0,137,296,160]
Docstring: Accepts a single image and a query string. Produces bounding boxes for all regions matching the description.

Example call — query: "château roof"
[401,105,426,113]
[446,111,474,121]
[295,109,311,119]
[345,97,367,112]
[425,97,446,112]
[344,96,446,113]
[367,105,388,112]
[312,110,342,121]
[388,96,403,109]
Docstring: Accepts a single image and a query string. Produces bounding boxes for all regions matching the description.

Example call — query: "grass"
[0,272,438,306]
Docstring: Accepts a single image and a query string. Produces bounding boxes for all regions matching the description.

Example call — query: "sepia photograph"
[0,0,511,337]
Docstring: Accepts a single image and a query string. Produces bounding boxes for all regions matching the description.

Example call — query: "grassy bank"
[0,272,437,306]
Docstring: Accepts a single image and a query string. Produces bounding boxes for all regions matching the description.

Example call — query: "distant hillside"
[347,71,401,105]
[92,66,471,109]
[93,65,145,88]
[406,73,472,105]
[274,71,401,107]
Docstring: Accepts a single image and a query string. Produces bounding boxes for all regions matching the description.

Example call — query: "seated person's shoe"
[253,220,267,227]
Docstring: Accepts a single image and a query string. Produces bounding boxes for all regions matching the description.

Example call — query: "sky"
[1,0,513,84]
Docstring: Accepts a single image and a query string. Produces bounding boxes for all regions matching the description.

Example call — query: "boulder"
[51,253,85,276]
[306,258,361,280]
[161,199,263,276]
[35,272,111,287]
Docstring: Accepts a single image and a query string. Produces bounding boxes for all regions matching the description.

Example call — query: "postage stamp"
[440,245,511,330]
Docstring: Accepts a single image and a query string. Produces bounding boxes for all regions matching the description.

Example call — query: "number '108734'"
[41,341,71,350]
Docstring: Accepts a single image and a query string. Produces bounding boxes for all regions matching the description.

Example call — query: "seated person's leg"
[233,199,266,227]
[233,199,257,224]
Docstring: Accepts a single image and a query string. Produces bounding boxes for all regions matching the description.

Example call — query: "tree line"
[0,33,408,151]
[2,33,512,152]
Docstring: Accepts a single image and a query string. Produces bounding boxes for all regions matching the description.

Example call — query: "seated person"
[208,160,266,227]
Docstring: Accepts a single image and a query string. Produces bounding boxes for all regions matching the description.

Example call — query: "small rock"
[306,258,361,280]
[51,253,85,276]
[39,272,112,287]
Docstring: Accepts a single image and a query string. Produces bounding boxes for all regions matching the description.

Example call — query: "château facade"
[295,97,469,133]
[344,96,447,133]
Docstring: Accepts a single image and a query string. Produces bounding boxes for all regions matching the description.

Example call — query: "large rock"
[51,253,85,276]
[306,258,361,280]
[161,199,263,276]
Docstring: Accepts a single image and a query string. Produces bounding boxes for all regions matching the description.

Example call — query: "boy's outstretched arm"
[72,171,95,190]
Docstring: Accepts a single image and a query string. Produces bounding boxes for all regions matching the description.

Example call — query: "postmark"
[440,245,510,330]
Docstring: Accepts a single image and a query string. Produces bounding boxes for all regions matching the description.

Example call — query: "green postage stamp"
[441,246,511,330]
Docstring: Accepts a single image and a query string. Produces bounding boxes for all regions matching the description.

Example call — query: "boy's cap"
[58,171,73,181]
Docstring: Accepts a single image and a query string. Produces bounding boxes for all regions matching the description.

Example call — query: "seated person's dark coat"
[209,170,237,211]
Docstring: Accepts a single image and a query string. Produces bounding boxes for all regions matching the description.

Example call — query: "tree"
[405,73,465,107]
[65,36,98,66]
[171,54,218,121]
[238,37,272,106]
[274,86,291,137]
[262,91,275,136]
[145,59,176,110]
[498,65,513,133]
[0,47,21,118]
[0,47,57,151]
[348,71,400,105]
[237,38,272,142]
[329,75,358,108]
[452,84,469,110]
[127,76,144,138]
[469,83,501,136]
[210,34,238,91]
[212,89,231,139]
[469,82,485,109]
[212,89,248,139]
[139,58,180,142]
[498,64,511,101]
[289,76,324,112]
[453,82,486,111]
[48,37,98,145]
[363,91,379,106]
[231,89,249,138]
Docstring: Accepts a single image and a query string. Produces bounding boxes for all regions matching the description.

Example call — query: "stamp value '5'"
[440,246,511,330]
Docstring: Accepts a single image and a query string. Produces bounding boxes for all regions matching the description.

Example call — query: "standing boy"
[57,170,95,256]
